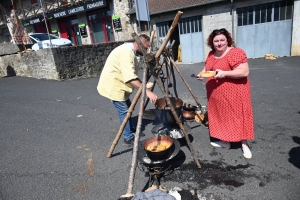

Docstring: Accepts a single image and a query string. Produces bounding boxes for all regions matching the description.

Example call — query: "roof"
[127,0,226,15]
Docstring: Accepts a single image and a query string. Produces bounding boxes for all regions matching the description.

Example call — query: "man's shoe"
[242,144,252,159]
[124,138,134,146]
[210,141,231,149]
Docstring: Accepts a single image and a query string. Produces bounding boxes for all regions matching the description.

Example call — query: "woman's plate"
[200,71,216,78]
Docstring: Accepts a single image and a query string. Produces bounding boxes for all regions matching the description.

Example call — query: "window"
[266,4,272,22]
[237,0,293,26]
[139,21,149,32]
[156,22,168,37]
[280,2,286,20]
[191,18,195,33]
[254,5,260,24]
[88,10,114,43]
[242,8,247,26]
[180,19,187,34]
[179,16,202,34]
[195,16,200,32]
[286,0,293,19]
[261,4,266,23]
[88,10,110,20]
[238,7,253,26]
[237,9,243,26]
[274,2,280,21]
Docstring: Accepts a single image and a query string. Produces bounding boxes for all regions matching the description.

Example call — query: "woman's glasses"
[212,28,226,35]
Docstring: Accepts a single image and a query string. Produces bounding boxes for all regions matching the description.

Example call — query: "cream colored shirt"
[97,43,138,101]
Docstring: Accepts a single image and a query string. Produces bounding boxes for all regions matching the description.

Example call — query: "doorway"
[88,12,114,43]
[178,16,204,63]
[34,22,51,33]
[156,21,180,61]
[65,18,82,46]
[169,21,180,61]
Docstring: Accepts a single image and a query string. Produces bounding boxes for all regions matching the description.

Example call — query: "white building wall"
[202,12,232,59]
[202,2,232,60]
[291,0,300,56]
[147,0,300,62]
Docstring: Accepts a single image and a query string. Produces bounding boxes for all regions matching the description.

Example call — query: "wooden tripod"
[107,11,204,198]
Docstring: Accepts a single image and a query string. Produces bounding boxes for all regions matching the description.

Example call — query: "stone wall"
[0,41,132,80]
[112,0,138,41]
[0,43,25,56]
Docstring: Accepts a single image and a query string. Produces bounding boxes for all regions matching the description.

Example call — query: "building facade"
[127,0,300,62]
[0,0,135,45]
[1,0,299,63]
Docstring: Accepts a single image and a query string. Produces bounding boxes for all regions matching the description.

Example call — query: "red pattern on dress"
[205,48,254,142]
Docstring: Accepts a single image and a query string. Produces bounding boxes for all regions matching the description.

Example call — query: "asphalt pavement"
[0,56,300,200]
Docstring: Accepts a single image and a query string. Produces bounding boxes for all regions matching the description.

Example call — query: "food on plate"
[200,71,216,78]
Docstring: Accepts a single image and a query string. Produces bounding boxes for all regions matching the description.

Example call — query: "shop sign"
[22,0,106,27]
[112,15,122,31]
[78,23,88,38]
[51,29,59,36]
[23,15,44,27]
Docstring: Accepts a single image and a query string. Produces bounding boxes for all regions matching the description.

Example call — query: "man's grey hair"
[139,34,150,43]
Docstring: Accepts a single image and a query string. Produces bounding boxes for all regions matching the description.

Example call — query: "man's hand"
[146,90,158,103]
[129,79,158,103]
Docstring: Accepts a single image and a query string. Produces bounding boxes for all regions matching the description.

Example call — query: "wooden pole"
[107,73,152,158]
[106,86,142,158]
[121,12,195,198]
[121,33,151,198]
[169,57,205,114]
[155,11,183,59]
[107,30,155,157]
[151,74,201,168]
[11,1,26,50]
[147,30,156,53]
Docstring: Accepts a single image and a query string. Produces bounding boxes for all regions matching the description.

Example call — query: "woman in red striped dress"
[197,28,254,159]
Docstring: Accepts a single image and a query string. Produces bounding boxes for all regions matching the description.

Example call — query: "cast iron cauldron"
[155,97,183,126]
[182,104,197,120]
[143,135,174,161]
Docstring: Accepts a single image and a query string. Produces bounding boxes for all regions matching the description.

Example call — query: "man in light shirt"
[97,34,158,146]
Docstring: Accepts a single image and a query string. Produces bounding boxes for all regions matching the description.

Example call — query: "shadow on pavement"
[110,148,133,158]
[288,136,300,169]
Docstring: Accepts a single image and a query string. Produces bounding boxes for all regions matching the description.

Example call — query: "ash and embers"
[163,160,251,190]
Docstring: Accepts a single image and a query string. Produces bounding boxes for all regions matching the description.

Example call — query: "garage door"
[156,22,170,47]
[237,0,293,58]
[178,16,204,63]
